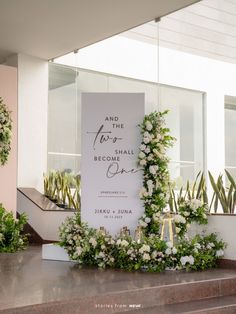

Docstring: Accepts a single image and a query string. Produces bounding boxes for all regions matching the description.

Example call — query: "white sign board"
[81,93,144,236]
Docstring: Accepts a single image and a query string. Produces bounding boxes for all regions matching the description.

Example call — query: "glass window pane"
[48,64,204,185]
[225,97,236,179]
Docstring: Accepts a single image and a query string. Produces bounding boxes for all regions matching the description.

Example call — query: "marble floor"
[1,246,236,313]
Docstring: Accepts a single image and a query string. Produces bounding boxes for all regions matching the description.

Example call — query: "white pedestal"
[42,244,72,262]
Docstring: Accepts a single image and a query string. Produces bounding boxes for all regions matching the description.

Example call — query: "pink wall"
[0,65,17,214]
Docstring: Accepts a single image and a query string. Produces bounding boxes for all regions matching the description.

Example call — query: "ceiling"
[123,0,236,64]
[0,0,199,63]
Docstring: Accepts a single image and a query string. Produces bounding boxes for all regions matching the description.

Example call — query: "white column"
[17,54,48,192]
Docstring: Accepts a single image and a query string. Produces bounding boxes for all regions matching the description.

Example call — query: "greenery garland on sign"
[59,110,226,272]
[0,97,12,166]
[138,111,175,234]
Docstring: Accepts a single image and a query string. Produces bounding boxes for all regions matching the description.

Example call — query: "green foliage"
[43,170,81,210]
[0,204,28,253]
[169,170,236,214]
[168,172,208,213]
[0,97,12,166]
[138,111,175,234]
[209,170,236,214]
[59,213,225,272]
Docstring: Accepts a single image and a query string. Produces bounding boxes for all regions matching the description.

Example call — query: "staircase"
[17,188,75,242]
[1,263,236,313]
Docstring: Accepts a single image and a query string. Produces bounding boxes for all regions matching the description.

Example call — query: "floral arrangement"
[0,204,29,253]
[174,199,208,238]
[59,110,226,272]
[138,111,175,234]
[0,97,12,166]
[59,212,225,271]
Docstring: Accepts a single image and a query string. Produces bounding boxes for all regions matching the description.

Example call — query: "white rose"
[76,246,83,256]
[165,248,172,255]
[180,256,187,266]
[143,253,151,261]
[139,187,147,198]
[121,240,129,247]
[216,249,224,257]
[140,144,146,151]
[190,199,202,211]
[151,251,158,259]
[145,217,151,223]
[175,215,186,224]
[140,159,147,166]
[189,255,194,265]
[127,249,133,255]
[175,227,181,234]
[147,180,154,187]
[148,186,153,196]
[139,244,150,253]
[172,247,177,254]
[149,165,157,175]
[153,213,160,222]
[139,152,146,159]
[98,252,105,258]
[89,237,97,248]
[117,239,122,245]
[143,137,150,144]
[145,121,153,131]
[139,220,147,228]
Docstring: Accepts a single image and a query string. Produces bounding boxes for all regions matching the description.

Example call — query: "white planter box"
[189,214,236,260]
[42,243,71,261]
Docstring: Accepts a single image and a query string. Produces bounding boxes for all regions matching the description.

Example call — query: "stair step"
[123,295,236,314]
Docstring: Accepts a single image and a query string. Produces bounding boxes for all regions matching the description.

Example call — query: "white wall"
[57,35,236,179]
[190,215,236,260]
[17,54,48,192]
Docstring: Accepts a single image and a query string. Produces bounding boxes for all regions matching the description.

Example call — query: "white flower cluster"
[216,249,224,257]
[180,255,195,266]
[139,244,150,254]
[153,212,161,222]
[138,214,151,228]
[89,237,97,248]
[117,239,129,247]
[174,214,186,224]
[206,242,215,249]
[187,199,203,211]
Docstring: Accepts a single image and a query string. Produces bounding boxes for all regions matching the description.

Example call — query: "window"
[48,63,204,184]
[225,96,236,179]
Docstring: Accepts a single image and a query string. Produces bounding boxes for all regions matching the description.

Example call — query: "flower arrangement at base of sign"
[59,110,226,272]
[59,212,225,272]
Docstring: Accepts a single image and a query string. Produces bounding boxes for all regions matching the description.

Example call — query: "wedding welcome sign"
[81,93,144,235]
